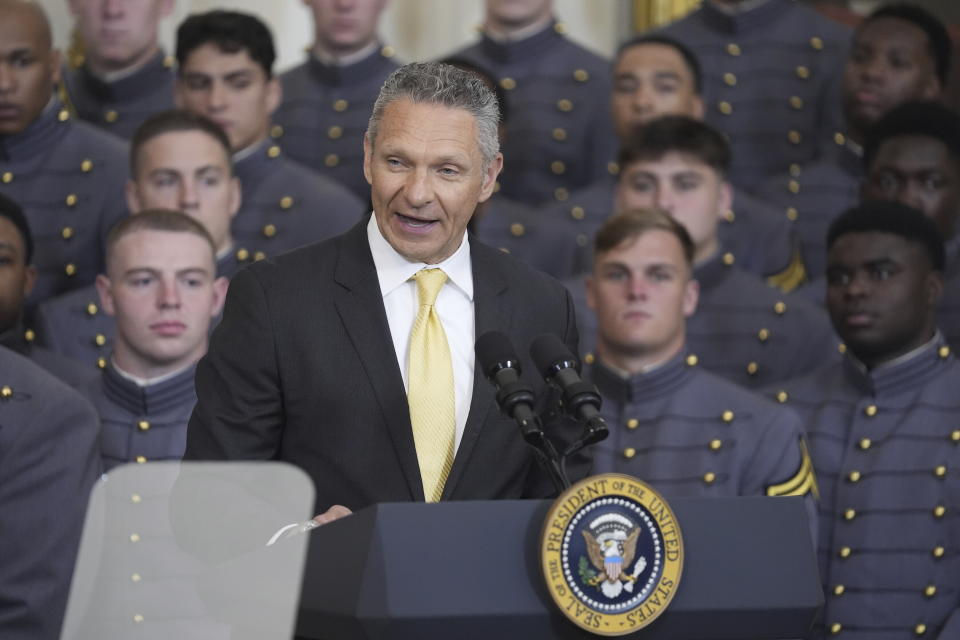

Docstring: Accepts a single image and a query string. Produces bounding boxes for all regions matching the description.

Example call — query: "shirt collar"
[366,214,474,301]
[311,40,380,67]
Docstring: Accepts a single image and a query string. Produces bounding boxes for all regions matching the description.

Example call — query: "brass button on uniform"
[509,223,525,237]
[789,163,802,177]
[584,352,595,365]
[267,145,281,158]
[789,96,804,110]
[838,546,851,558]
[788,180,800,194]
[721,410,734,423]
[924,585,937,598]
[726,43,741,56]
[859,437,872,450]
[137,420,150,432]
[833,584,845,596]
[796,65,810,79]
[573,69,589,82]
[333,99,348,112]
[718,101,733,115]
[722,252,735,266]
[236,248,250,262]
[23,329,34,342]
[843,508,856,521]
[61,227,74,239]
[130,493,141,503]
[136,456,147,464]
[325,154,340,167]
[709,439,722,451]
[279,196,294,210]
[757,328,770,342]
[134,614,144,624]
[810,36,824,50]
[932,546,945,558]
[2,172,12,184]
[938,345,951,358]
[80,159,93,172]
[952,430,960,443]
[834,132,846,146]
[554,187,569,201]
[130,533,141,542]
[131,573,142,582]
[864,405,878,417]
[915,623,927,636]
[97,357,106,369]
[1,385,12,398]
[847,470,861,483]
[552,127,567,141]
[262,224,277,238]
[686,354,698,366]
[787,130,802,144]
[933,505,946,518]
[746,361,759,376]
[774,301,787,314]
[95,333,106,346]
[65,193,78,207]
[327,125,343,139]
[786,207,799,221]
[703,472,716,485]
[58,109,70,122]
[65,263,77,276]
[104,109,118,123]
[554,22,567,34]
[626,418,639,430]
[557,98,573,112]
[381,45,395,58]
[254,251,266,261]
[499,77,516,90]
[830,622,842,635]
[838,343,848,354]
[270,124,283,138]
[607,161,620,175]
[550,160,566,175]
[623,447,636,459]
[723,72,737,86]
[776,390,788,403]
[934,465,947,478]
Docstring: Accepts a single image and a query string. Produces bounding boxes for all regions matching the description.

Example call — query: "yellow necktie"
[407,268,455,502]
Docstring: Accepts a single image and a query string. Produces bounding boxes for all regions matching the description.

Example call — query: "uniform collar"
[590,348,695,405]
[366,214,474,302]
[77,50,173,102]
[307,44,394,86]
[478,19,564,63]
[0,98,67,162]
[842,331,952,396]
[700,0,791,33]
[103,359,197,415]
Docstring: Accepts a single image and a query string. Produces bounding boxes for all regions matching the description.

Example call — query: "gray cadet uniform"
[0,322,95,388]
[757,139,861,279]
[0,346,100,640]
[273,46,399,201]
[0,102,127,306]
[232,140,363,261]
[60,51,176,140]
[586,351,817,528]
[471,194,579,278]
[547,176,801,282]
[450,21,617,206]
[80,360,197,471]
[34,251,244,371]
[655,0,850,190]
[774,335,960,639]
[936,241,960,350]
[567,251,840,390]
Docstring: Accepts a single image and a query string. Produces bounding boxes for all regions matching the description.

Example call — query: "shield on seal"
[604,554,623,581]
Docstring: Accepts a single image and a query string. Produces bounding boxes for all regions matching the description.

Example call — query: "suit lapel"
[332,222,424,501]
[441,241,513,499]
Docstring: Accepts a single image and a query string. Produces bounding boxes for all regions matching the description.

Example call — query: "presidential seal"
[541,474,684,636]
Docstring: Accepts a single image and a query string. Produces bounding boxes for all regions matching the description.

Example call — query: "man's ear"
[363,134,373,186]
[682,277,699,318]
[126,180,142,214]
[585,274,597,311]
[210,276,229,318]
[22,265,37,297]
[95,273,117,317]
[478,153,504,203]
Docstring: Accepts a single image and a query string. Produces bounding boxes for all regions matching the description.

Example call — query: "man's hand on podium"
[313,504,353,526]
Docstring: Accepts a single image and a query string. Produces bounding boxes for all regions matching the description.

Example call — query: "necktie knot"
[414,268,448,308]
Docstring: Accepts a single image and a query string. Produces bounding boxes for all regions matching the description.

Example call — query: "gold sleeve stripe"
[766,246,807,293]
[767,438,819,500]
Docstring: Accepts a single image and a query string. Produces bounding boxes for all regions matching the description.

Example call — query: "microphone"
[475,331,542,445]
[529,334,608,448]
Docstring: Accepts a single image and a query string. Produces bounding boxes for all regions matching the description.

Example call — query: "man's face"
[304,0,387,56]
[864,135,960,238]
[97,229,226,373]
[0,4,59,136]
[485,0,553,30]
[176,44,279,152]
[0,216,36,333]
[587,230,698,365]
[364,99,502,264]
[615,152,730,263]
[127,130,240,254]
[826,231,941,365]
[843,17,940,133]
[69,0,172,72]
[611,43,703,142]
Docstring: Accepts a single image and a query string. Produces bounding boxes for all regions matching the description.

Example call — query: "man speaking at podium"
[184,62,588,521]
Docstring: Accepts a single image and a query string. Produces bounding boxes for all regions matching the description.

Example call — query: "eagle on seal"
[583,526,642,596]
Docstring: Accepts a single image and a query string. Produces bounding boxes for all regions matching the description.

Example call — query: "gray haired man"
[184,62,589,524]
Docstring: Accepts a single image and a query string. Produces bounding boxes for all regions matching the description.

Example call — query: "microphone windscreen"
[475,331,519,376]
[530,333,577,377]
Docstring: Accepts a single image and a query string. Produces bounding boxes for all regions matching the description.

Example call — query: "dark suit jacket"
[184,219,587,512]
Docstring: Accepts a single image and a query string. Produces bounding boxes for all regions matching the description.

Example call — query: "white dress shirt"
[366,216,476,451]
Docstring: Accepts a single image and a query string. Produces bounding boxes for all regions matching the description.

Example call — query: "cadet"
[80,209,226,469]
[759,3,950,280]
[548,34,799,285]
[570,117,838,390]
[35,110,243,370]
[175,10,363,258]
[273,0,397,201]
[0,346,100,640]
[448,0,616,206]
[62,0,175,139]
[774,202,960,639]
[584,209,816,529]
[0,0,128,306]
[861,101,960,350]
[654,0,850,190]
[0,192,94,387]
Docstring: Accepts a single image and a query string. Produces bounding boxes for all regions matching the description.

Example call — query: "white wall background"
[40,0,632,73]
